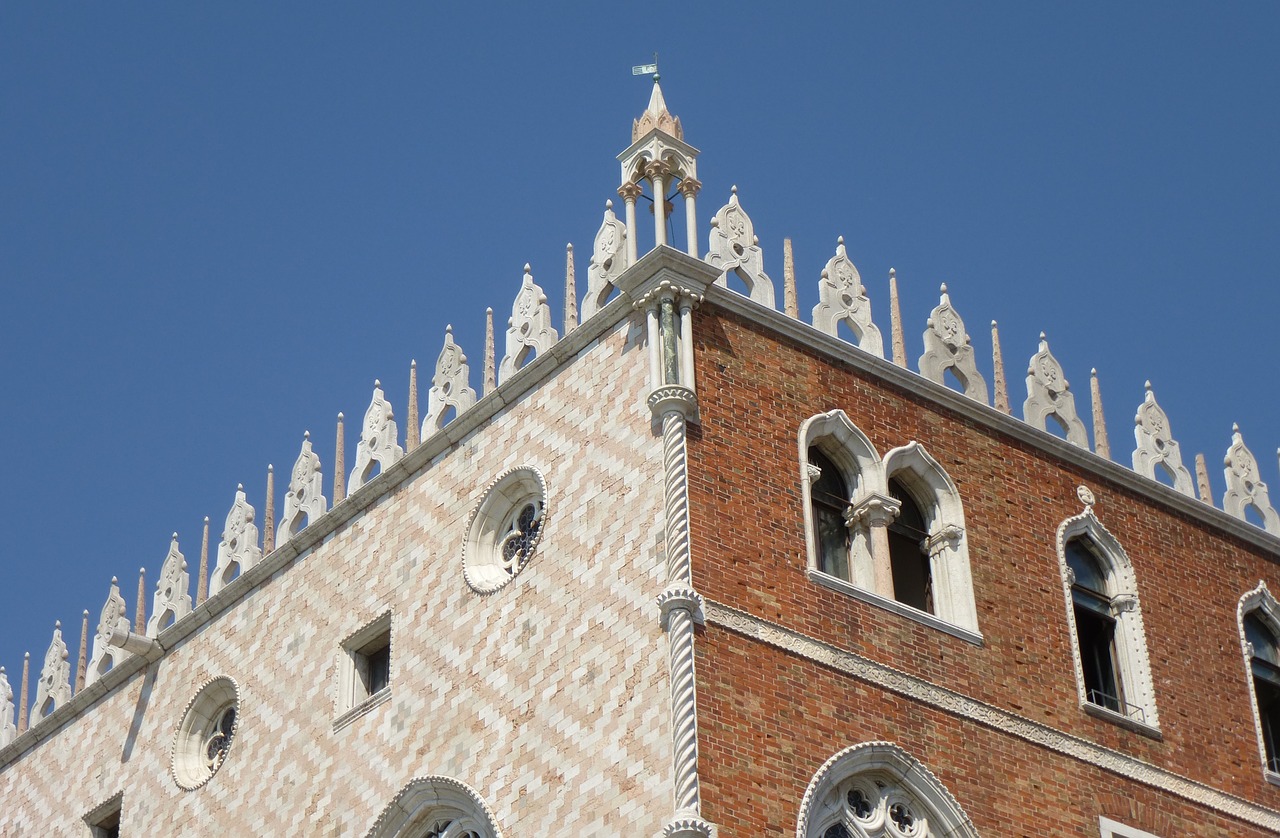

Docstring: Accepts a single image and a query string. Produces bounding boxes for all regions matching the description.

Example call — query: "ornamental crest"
[918,284,987,403]
[282,433,327,540]
[582,201,629,319]
[210,485,262,596]
[812,237,883,357]
[349,381,405,493]
[425,325,477,433]
[706,187,775,308]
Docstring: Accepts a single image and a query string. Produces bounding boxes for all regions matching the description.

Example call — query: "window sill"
[1082,701,1162,740]
[1264,769,1280,789]
[807,568,983,646]
[332,686,391,732]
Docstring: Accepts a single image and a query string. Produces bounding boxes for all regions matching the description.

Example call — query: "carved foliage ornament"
[1022,333,1088,447]
[425,326,476,434]
[812,237,883,357]
[282,432,328,539]
[210,485,261,596]
[349,381,404,493]
[1132,382,1194,496]
[1223,424,1280,533]
[706,187,776,308]
[917,285,987,403]
[582,200,629,319]
[148,534,193,637]
[33,623,71,718]
[498,265,559,384]
[88,577,132,684]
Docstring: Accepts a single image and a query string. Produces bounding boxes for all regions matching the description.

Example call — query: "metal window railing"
[1087,689,1146,725]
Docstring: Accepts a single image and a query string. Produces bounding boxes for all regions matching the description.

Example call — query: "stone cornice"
[700,284,1280,560]
[704,599,1280,831]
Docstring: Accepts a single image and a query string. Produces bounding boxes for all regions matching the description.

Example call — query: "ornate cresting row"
[635,271,714,838]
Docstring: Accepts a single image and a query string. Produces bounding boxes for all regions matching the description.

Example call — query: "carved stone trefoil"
[87,577,132,685]
[1023,333,1088,447]
[33,622,71,719]
[1223,424,1280,533]
[210,485,262,597]
[349,380,404,493]
[1132,382,1194,496]
[811,236,883,357]
[147,534,193,637]
[918,284,988,404]
[424,326,477,434]
[281,433,327,542]
[498,264,559,383]
[705,187,775,308]
[581,201,629,320]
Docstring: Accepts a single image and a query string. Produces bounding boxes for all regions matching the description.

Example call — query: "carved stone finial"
[1195,452,1213,504]
[1223,425,1280,533]
[783,238,798,319]
[424,325,477,434]
[812,237,884,357]
[582,204,629,320]
[33,623,71,719]
[633,78,683,141]
[889,268,906,368]
[406,359,420,451]
[210,485,262,597]
[564,242,579,333]
[919,284,988,403]
[147,535,192,636]
[74,610,89,694]
[1023,333,1088,447]
[1089,369,1111,460]
[349,381,405,493]
[499,264,559,383]
[991,321,1010,414]
[281,432,327,540]
[1132,382,1194,495]
[88,577,132,685]
[333,412,346,504]
[263,464,276,554]
[196,516,210,605]
[483,307,496,395]
[0,667,14,747]
[705,188,775,308]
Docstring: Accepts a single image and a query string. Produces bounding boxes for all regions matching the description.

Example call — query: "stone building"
[2,78,1280,837]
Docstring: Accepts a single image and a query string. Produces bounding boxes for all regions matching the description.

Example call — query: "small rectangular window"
[336,611,393,727]
[83,793,122,838]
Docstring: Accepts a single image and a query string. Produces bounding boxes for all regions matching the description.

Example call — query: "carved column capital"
[618,181,644,202]
[923,524,965,556]
[649,385,698,421]
[676,177,702,198]
[644,159,673,180]
[663,816,714,838]
[845,493,901,529]
[657,584,704,630]
[1112,593,1139,614]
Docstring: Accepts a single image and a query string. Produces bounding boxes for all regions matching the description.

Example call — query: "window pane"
[1075,604,1123,711]
[1247,613,1280,667]
[887,478,932,613]
[1065,539,1107,595]
[809,448,850,579]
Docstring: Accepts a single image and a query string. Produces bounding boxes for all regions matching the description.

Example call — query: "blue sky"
[1,5,1277,688]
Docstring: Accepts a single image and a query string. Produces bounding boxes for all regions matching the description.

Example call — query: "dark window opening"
[888,477,932,613]
[1066,538,1125,714]
[353,628,392,701]
[1247,613,1280,772]
[87,797,122,838]
[809,447,850,580]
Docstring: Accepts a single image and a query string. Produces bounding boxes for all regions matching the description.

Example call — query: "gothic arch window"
[1056,511,1160,731]
[810,447,852,580]
[364,776,502,838]
[887,476,932,614]
[1238,583,1280,779]
[796,741,979,838]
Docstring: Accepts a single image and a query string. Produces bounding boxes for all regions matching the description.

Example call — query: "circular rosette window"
[172,676,240,790]
[463,467,548,593]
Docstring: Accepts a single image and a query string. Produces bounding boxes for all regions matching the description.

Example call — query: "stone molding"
[705,599,1280,831]
[705,188,775,308]
[1023,333,1089,447]
[210,485,262,597]
[811,237,883,358]
[1224,425,1280,534]
[498,264,559,383]
[363,774,504,838]
[147,535,192,637]
[349,381,404,494]
[424,326,477,435]
[1131,382,1194,495]
[918,284,987,404]
[582,200,629,319]
[281,432,328,540]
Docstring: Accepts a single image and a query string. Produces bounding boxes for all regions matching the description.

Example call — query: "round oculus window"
[171,676,240,790]
[463,467,547,593]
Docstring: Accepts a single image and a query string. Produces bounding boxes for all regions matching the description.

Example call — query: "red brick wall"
[687,304,1280,832]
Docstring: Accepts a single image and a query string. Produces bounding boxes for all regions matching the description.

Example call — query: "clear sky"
[2,5,1278,689]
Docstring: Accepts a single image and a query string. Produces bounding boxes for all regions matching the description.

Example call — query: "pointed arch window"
[887,477,932,614]
[1066,538,1124,714]
[1238,583,1280,781]
[810,447,851,580]
[365,776,502,838]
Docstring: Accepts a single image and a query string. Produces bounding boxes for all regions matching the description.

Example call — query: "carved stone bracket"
[33,623,71,718]
[923,524,965,556]
[498,264,559,383]
[1023,333,1089,447]
[424,326,477,434]
[705,187,775,308]
[812,237,883,357]
[1223,424,1280,533]
[918,284,988,403]
[87,578,132,685]
[349,381,404,494]
[281,433,328,540]
[582,201,629,319]
[210,485,262,597]
[1132,382,1194,495]
[147,534,193,637]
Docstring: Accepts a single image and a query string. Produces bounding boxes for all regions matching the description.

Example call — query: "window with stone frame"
[809,446,852,580]
[83,793,122,838]
[365,775,500,838]
[1239,583,1280,781]
[336,611,392,726]
[886,476,933,614]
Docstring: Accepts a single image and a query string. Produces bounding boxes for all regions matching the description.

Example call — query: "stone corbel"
[923,524,965,556]
[805,463,822,484]
[1111,593,1139,614]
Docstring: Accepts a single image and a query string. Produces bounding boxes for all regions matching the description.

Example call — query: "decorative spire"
[210,486,261,597]
[333,413,346,504]
[424,325,477,434]
[33,621,71,719]
[783,238,798,319]
[484,308,496,395]
[1195,453,1213,504]
[919,284,986,402]
[889,268,906,368]
[17,652,29,734]
[348,380,404,493]
[197,516,210,605]
[498,264,559,383]
[991,321,1010,414]
[564,243,578,333]
[406,359,420,450]
[632,77,683,141]
[1090,369,1110,460]
[263,464,276,554]
[134,568,146,633]
[282,431,327,539]
[75,610,89,694]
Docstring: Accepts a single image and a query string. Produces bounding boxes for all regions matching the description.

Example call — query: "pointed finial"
[837,235,844,246]
[303,430,310,440]
[1195,453,1213,504]
[782,238,797,319]
[1040,331,1047,341]
[731,185,738,194]
[334,412,346,504]
[564,241,578,333]
[484,307,496,395]
[1089,368,1110,460]
[940,282,948,294]
[236,483,243,492]
[523,262,532,273]
[1233,422,1241,433]
[406,357,420,451]
[197,515,210,605]
[75,610,89,694]
[263,463,276,554]
[1144,379,1152,392]
[135,568,146,633]
[18,652,29,733]
[991,320,1010,415]
[606,199,613,209]
[888,268,906,368]
[374,378,381,388]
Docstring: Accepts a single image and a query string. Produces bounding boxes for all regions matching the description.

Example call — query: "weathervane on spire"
[632,53,659,81]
